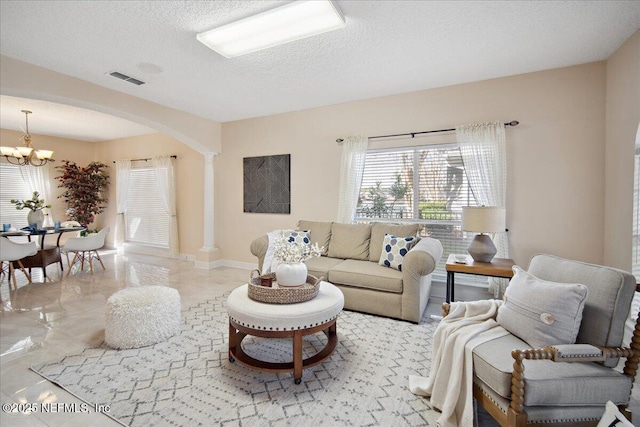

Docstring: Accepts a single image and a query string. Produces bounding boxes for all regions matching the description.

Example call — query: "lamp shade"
[462,206,506,233]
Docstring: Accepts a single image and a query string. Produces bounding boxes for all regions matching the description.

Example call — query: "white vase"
[27,210,44,229]
[275,262,308,287]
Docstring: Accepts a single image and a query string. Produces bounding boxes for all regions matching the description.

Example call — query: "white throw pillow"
[596,401,633,427]
[378,234,416,271]
[496,266,588,348]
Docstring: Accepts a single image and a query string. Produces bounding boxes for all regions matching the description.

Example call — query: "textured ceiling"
[0,1,639,140]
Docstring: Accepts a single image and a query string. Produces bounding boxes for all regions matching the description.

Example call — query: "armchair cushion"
[527,254,636,367]
[473,334,632,406]
[496,266,588,348]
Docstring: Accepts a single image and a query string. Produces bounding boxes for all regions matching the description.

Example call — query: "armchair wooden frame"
[443,298,640,427]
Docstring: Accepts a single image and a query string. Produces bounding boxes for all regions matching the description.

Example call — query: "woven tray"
[248,272,322,304]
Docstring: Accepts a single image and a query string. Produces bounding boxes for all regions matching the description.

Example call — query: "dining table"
[1,226,86,280]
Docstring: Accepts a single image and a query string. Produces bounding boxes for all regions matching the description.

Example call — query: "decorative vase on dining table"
[275,262,308,287]
[27,210,45,229]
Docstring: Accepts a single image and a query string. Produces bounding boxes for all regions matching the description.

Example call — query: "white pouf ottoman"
[105,286,181,349]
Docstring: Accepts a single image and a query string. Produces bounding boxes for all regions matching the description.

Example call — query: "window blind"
[356,143,485,283]
[125,168,169,248]
[0,163,33,229]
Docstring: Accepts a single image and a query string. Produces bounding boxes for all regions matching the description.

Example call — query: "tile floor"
[0,251,637,426]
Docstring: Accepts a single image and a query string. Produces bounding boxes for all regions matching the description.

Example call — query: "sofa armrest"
[403,237,443,278]
[250,235,269,272]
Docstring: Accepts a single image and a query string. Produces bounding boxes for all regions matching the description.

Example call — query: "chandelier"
[0,110,54,167]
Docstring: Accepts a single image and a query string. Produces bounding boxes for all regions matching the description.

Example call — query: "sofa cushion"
[304,256,345,280]
[327,223,371,261]
[497,266,588,348]
[328,259,403,293]
[298,220,332,256]
[473,333,632,406]
[369,222,420,262]
[378,234,416,271]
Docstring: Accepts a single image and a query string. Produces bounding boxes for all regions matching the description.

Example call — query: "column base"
[195,247,222,269]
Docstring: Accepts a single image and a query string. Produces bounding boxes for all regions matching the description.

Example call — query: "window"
[356,143,483,282]
[0,163,33,229]
[125,167,169,248]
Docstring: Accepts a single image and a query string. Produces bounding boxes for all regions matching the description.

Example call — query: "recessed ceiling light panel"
[197,0,345,58]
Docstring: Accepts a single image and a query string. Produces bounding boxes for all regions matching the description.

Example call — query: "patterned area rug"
[31,291,439,426]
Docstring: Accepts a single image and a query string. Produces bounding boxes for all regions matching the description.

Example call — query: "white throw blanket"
[262,229,294,274]
[410,300,508,427]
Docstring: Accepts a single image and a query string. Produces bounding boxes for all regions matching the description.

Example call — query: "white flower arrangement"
[272,235,323,263]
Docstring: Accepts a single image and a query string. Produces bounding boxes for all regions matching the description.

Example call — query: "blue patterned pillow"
[378,234,417,271]
[284,230,311,245]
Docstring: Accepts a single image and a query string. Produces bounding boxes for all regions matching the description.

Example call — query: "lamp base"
[467,234,497,263]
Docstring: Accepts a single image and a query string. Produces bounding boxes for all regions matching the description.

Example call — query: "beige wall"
[1,129,205,257]
[94,133,204,256]
[218,62,607,268]
[0,129,96,224]
[604,29,640,270]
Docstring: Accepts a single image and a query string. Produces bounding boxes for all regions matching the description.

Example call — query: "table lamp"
[462,206,506,263]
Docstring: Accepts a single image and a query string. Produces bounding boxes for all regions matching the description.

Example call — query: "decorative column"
[197,151,221,268]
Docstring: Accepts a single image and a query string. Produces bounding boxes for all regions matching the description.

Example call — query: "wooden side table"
[445,254,515,303]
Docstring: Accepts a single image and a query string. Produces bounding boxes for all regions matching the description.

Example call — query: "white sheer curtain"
[20,164,51,202]
[456,121,509,297]
[153,156,179,256]
[336,135,368,223]
[114,160,131,247]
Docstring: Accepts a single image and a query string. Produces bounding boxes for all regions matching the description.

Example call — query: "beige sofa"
[250,220,443,323]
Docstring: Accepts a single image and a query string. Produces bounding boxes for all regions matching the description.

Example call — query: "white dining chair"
[0,238,38,289]
[62,227,110,276]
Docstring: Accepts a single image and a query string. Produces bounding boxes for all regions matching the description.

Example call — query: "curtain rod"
[335,121,519,143]
[112,155,177,164]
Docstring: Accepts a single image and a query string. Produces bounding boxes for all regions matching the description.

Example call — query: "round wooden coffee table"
[226,281,344,384]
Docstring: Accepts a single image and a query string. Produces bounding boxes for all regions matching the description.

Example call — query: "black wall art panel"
[243,154,291,214]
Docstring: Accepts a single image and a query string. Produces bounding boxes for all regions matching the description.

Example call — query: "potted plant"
[55,160,110,229]
[10,191,51,229]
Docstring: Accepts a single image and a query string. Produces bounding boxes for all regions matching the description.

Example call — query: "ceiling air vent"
[108,71,145,86]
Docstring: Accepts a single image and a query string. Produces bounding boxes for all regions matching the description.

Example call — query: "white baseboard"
[120,244,194,261]
[195,259,257,270]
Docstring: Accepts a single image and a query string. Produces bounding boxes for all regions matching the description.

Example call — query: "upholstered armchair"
[444,254,638,426]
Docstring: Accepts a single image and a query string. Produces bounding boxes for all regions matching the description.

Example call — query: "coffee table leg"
[293,330,302,384]
[228,321,237,363]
